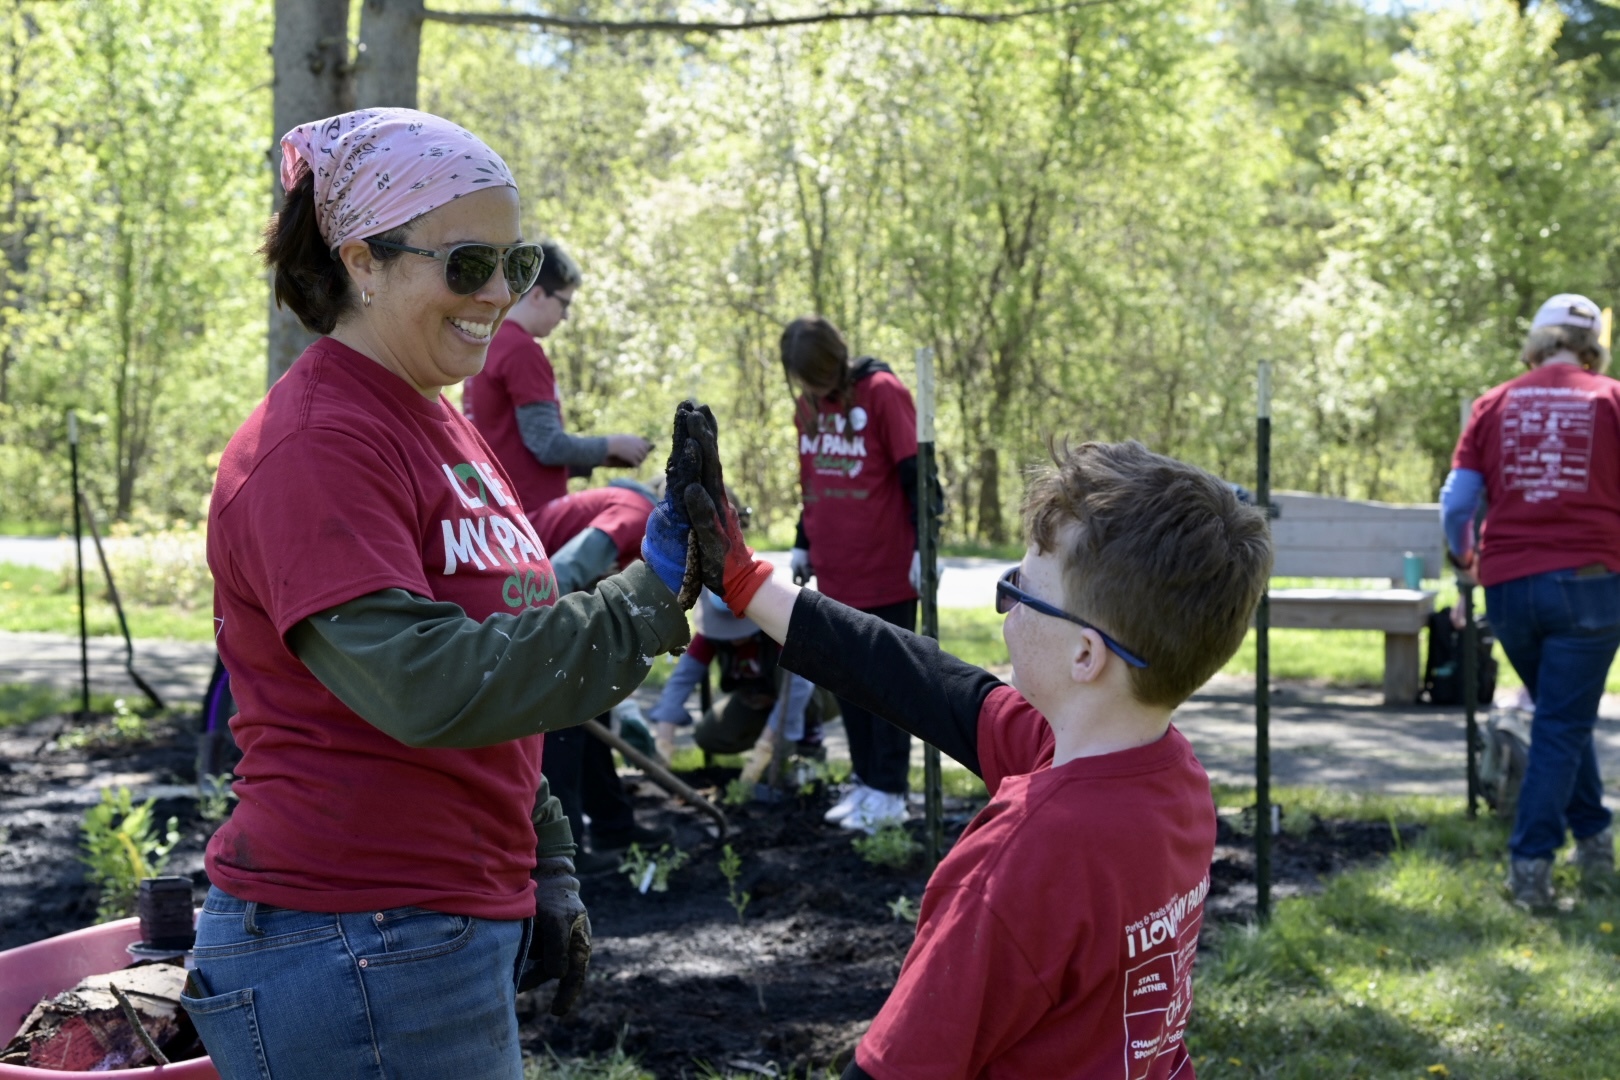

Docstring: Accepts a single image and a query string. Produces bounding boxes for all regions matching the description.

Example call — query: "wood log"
[0,963,187,1071]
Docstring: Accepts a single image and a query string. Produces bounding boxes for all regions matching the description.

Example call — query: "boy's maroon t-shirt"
[1452,363,1620,587]
[206,337,558,920]
[464,319,569,517]
[797,369,919,609]
[533,486,652,570]
[856,686,1214,1080]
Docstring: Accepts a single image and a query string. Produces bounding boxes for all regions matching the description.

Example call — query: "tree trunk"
[267,0,353,387]
[975,443,1004,545]
[355,0,425,108]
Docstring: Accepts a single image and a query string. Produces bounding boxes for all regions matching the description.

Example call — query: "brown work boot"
[1507,858,1555,911]
[1573,828,1615,889]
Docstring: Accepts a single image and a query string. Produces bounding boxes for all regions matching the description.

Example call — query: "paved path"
[6,629,1619,799]
[0,631,217,711]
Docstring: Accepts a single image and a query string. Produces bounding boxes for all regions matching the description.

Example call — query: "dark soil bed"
[0,710,1419,1077]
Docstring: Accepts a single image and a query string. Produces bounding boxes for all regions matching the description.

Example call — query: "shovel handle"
[583,718,728,839]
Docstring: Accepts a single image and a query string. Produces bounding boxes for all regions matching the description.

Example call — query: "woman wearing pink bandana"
[183,109,696,1079]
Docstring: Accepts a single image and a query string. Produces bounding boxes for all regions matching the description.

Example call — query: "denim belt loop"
[243,900,266,936]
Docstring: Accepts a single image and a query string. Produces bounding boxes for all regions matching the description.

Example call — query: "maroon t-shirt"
[856,687,1214,1080]
[797,367,919,609]
[464,319,569,516]
[533,486,652,571]
[1453,364,1620,587]
[206,337,558,920]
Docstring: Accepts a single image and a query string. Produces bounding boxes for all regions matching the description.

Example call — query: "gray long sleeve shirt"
[517,400,609,469]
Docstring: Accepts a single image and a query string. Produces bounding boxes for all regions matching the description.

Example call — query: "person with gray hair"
[1440,292,1620,910]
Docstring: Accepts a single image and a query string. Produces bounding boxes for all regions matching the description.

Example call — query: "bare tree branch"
[423,1,1121,36]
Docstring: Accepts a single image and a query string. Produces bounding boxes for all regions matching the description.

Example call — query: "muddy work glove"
[521,855,591,1016]
[641,402,710,608]
[680,408,774,618]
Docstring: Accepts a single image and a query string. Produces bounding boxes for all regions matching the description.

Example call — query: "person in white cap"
[1440,292,1620,909]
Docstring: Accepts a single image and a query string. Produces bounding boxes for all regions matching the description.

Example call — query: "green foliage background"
[4,0,1619,540]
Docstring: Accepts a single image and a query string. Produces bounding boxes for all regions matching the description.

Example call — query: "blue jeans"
[1486,567,1620,861]
[181,886,530,1080]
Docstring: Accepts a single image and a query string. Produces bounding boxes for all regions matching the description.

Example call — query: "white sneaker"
[824,783,872,825]
[841,790,908,834]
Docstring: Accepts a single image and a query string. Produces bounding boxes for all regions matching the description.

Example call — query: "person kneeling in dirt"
[534,480,677,873]
[648,587,829,792]
[651,429,1271,1079]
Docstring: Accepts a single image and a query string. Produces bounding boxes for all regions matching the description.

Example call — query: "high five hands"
[640,401,773,615]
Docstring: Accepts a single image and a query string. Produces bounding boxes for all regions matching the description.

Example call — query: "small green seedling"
[110,698,148,741]
[888,893,920,924]
[723,776,753,807]
[618,842,689,894]
[197,773,237,823]
[1281,804,1315,838]
[852,823,921,869]
[719,844,751,924]
[57,698,153,751]
[80,786,179,920]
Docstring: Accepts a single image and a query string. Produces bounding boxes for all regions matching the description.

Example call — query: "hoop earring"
[361,289,372,308]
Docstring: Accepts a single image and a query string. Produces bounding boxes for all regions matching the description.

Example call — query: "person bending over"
[649,588,826,789]
[651,432,1271,1079]
[780,315,942,834]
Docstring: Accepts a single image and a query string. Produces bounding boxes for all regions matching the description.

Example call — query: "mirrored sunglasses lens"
[506,246,543,293]
[445,246,499,295]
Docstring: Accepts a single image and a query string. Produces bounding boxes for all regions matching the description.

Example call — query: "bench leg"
[1384,632,1421,706]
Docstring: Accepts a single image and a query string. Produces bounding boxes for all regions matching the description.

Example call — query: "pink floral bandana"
[279,108,518,251]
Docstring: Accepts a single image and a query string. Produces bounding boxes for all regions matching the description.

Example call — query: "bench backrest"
[1270,491,1443,581]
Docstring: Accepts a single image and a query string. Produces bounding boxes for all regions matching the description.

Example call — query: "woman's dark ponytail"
[260,170,351,335]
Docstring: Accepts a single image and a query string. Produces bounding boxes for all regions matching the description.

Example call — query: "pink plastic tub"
[0,918,217,1078]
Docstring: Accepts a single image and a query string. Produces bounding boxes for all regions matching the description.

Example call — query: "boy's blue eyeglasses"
[995,566,1150,669]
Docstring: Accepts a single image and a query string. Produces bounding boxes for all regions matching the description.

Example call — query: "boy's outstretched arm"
[745,577,998,777]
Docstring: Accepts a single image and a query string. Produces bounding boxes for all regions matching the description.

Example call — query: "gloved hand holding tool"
[521,855,591,1016]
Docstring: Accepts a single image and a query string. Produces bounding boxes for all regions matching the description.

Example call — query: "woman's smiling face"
[346,185,524,397]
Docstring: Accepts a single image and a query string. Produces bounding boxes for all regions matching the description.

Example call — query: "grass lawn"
[0,563,214,641]
[1193,787,1620,1079]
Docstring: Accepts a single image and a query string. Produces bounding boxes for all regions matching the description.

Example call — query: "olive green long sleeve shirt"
[287,560,690,859]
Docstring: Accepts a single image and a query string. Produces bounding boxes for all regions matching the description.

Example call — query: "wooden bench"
[1267,492,1441,706]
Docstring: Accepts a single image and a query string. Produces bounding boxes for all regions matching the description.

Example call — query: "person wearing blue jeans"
[1486,571,1620,862]
[1443,292,1620,908]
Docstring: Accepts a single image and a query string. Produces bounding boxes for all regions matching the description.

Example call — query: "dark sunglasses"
[365,239,544,296]
[995,566,1149,668]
